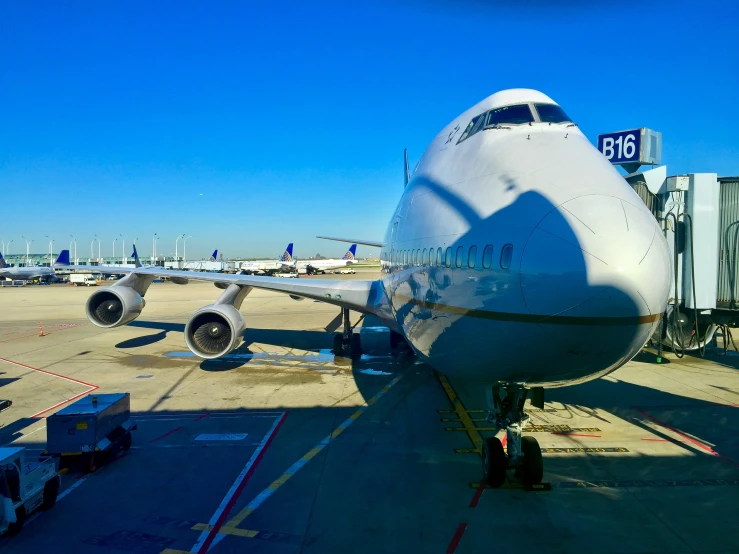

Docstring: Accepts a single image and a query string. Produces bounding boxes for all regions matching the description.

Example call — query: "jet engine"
[86,286,145,328]
[185,304,245,359]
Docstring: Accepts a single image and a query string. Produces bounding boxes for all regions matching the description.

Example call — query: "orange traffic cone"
[38,322,45,337]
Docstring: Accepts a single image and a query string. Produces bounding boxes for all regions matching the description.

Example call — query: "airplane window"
[422,248,427,266]
[500,244,513,269]
[482,245,493,269]
[455,246,464,268]
[445,247,452,268]
[428,247,434,265]
[485,104,534,127]
[437,247,443,267]
[457,113,486,144]
[468,245,477,268]
[535,103,571,124]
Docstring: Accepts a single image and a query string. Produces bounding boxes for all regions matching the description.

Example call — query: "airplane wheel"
[482,437,506,488]
[350,333,362,359]
[332,334,343,355]
[519,436,543,485]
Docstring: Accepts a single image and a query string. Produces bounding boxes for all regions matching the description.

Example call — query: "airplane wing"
[317,236,384,248]
[61,262,388,316]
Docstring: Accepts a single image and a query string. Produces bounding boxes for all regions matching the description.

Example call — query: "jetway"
[625,167,739,352]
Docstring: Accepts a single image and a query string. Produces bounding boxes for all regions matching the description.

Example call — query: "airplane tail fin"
[209,249,218,262]
[131,244,142,268]
[280,243,294,262]
[0,252,6,269]
[342,244,357,261]
[53,250,70,266]
[404,148,410,188]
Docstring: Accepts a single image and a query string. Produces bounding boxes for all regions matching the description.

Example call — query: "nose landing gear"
[482,384,544,488]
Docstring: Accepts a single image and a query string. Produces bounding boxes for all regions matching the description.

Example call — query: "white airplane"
[240,243,295,275]
[298,244,357,274]
[63,89,671,487]
[0,250,68,281]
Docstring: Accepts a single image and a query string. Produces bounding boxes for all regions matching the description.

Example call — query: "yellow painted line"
[437,373,483,452]
[191,523,259,538]
[217,375,403,531]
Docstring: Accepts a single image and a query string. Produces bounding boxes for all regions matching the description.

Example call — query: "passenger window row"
[392,244,513,270]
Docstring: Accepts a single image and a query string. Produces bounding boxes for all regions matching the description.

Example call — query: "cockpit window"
[457,113,486,144]
[535,103,571,124]
[485,104,534,127]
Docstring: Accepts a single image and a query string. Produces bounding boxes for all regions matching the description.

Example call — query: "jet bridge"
[625,167,739,352]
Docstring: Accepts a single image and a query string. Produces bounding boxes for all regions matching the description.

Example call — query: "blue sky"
[1,0,737,259]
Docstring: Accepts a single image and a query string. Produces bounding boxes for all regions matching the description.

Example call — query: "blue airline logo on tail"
[209,250,218,262]
[54,250,70,266]
[342,244,357,260]
[0,252,6,269]
[280,243,294,262]
[131,244,142,268]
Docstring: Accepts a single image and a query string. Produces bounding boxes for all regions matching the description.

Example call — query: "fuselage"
[375,89,671,387]
[0,266,55,280]
[297,259,354,272]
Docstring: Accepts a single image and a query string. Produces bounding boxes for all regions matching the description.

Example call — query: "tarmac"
[0,269,737,553]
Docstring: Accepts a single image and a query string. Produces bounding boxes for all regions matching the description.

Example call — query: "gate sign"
[597,129,641,164]
[596,128,662,169]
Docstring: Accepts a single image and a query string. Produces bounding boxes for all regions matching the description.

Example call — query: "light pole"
[152,233,158,264]
[45,235,53,266]
[69,235,76,265]
[21,236,33,266]
[183,235,192,264]
[120,234,125,265]
[97,236,101,263]
[175,233,186,267]
[7,239,12,257]
[113,237,117,263]
[90,236,95,262]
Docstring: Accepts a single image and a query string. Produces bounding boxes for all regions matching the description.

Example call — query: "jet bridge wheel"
[516,436,543,485]
[41,477,59,510]
[482,436,507,488]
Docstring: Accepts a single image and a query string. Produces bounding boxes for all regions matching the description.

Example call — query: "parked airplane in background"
[62,89,671,488]
[240,243,294,275]
[298,245,358,274]
[0,251,68,281]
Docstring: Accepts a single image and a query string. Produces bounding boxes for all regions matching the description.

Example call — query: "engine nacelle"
[184,304,245,359]
[86,286,145,328]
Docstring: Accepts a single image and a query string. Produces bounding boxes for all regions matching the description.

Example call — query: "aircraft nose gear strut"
[332,308,363,359]
[482,384,543,487]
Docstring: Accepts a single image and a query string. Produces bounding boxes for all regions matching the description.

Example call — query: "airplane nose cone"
[520,195,671,380]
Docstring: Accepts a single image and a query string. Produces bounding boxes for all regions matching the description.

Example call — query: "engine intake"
[86,286,145,328]
[185,304,245,359]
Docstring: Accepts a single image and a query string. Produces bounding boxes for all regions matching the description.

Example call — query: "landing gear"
[332,308,362,359]
[482,384,543,487]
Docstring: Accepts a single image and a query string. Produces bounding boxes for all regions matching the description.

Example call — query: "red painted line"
[500,433,507,448]
[469,484,485,508]
[32,386,99,418]
[552,433,601,438]
[636,409,739,469]
[0,356,97,388]
[446,523,467,554]
[0,357,100,418]
[196,411,288,554]
[194,412,211,421]
[150,425,184,444]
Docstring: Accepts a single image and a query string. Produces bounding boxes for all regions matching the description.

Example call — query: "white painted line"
[195,433,248,441]
[190,411,287,553]
[58,475,89,501]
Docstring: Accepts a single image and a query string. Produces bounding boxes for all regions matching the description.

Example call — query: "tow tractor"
[0,447,60,536]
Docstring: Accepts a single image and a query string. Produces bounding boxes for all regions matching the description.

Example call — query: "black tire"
[519,436,543,485]
[122,431,132,451]
[482,436,507,488]
[41,477,59,510]
[350,333,362,359]
[6,505,26,536]
[332,333,343,355]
